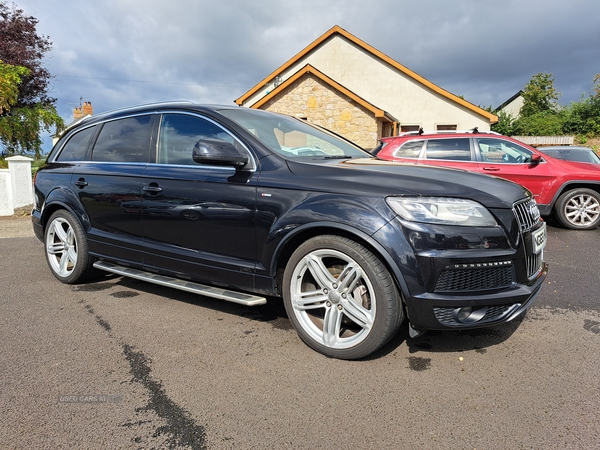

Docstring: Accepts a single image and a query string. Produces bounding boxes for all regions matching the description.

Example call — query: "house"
[495,90,524,119]
[236,25,497,149]
[52,102,94,147]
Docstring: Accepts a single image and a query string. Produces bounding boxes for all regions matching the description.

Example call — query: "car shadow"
[367,312,527,360]
[82,272,528,359]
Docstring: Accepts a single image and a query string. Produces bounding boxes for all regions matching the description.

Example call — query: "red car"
[374,130,600,230]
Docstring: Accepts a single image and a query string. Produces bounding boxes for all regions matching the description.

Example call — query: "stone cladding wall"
[261,74,381,149]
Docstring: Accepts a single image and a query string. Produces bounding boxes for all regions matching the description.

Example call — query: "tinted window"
[158,114,233,165]
[477,138,533,163]
[425,138,471,161]
[91,116,152,162]
[56,126,96,162]
[393,140,423,158]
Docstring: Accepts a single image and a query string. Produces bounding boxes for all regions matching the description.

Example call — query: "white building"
[236,25,497,149]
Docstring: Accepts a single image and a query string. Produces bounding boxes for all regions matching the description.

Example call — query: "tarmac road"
[0,214,599,449]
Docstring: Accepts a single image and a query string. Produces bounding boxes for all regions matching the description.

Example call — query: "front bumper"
[31,209,44,242]
[404,262,547,330]
[373,210,547,331]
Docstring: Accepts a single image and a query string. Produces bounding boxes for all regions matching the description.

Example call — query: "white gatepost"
[0,169,15,216]
[7,156,34,209]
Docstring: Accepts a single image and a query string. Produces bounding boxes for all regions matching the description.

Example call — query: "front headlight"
[386,196,497,226]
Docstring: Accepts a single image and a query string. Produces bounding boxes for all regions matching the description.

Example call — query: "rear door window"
[424,138,472,161]
[91,116,152,162]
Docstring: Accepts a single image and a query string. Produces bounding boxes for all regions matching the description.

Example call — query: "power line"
[56,74,243,88]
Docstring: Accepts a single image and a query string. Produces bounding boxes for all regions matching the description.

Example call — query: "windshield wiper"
[324,155,352,159]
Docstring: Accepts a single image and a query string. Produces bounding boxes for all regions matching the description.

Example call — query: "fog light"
[457,307,472,322]
[454,306,487,323]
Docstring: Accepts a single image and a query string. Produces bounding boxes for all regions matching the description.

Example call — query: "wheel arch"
[39,187,89,233]
[548,181,600,211]
[271,222,410,302]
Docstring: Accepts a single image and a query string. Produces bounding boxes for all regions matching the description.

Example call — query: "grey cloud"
[13,0,600,147]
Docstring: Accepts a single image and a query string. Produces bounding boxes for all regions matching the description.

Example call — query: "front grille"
[513,197,544,278]
[513,197,540,233]
[434,266,514,292]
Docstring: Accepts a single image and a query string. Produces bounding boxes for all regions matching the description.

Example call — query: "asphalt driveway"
[1,215,598,449]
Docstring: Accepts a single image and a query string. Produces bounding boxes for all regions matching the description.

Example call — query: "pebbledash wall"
[0,156,34,216]
[262,74,384,150]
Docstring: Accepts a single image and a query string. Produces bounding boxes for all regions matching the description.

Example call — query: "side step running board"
[93,261,267,306]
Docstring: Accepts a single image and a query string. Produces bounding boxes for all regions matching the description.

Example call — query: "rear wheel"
[555,188,600,230]
[282,235,403,359]
[45,210,97,283]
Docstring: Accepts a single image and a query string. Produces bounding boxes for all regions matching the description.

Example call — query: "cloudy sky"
[12,0,600,148]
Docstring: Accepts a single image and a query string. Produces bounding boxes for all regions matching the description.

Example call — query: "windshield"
[218,108,369,159]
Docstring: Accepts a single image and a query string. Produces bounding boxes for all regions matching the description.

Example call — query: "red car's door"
[474,137,554,204]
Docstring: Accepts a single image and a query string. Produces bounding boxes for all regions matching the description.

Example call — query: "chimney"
[73,106,83,120]
[82,101,93,116]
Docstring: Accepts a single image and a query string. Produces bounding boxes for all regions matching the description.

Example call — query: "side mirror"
[192,138,249,169]
[530,154,542,165]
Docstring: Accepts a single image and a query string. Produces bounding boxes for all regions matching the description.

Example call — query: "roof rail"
[398,128,501,137]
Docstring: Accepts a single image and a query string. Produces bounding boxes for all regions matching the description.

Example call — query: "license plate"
[531,222,547,254]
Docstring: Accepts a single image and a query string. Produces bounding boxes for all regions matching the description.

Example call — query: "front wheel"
[45,210,97,283]
[555,188,600,230]
[282,235,404,359]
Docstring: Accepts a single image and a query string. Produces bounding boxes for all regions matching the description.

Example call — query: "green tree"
[0,2,64,156]
[561,85,600,137]
[0,60,29,113]
[491,110,516,136]
[513,111,563,136]
[520,72,560,117]
[593,73,600,98]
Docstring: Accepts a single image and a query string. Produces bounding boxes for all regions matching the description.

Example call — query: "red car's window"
[477,138,533,163]
[393,140,424,158]
[424,138,471,161]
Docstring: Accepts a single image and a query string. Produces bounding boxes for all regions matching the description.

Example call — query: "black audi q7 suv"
[32,102,547,359]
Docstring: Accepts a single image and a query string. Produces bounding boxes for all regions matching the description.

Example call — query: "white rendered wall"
[246,35,490,131]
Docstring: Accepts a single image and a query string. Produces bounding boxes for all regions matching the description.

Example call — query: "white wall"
[0,156,33,216]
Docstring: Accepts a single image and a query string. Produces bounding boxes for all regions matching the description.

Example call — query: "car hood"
[286,157,531,210]
[545,157,600,173]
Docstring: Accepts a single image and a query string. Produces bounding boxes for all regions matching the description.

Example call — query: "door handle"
[143,184,163,194]
[74,178,88,188]
[482,167,500,171]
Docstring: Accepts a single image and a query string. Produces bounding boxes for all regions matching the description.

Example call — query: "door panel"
[475,138,554,203]
[74,115,154,265]
[73,163,145,264]
[141,114,257,290]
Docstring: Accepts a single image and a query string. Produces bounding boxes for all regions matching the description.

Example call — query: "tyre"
[44,210,97,283]
[282,235,404,359]
[555,188,600,230]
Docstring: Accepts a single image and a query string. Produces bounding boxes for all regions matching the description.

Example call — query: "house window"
[400,125,420,133]
[436,124,457,131]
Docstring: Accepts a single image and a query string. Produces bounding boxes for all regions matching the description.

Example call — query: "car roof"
[57,101,243,137]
